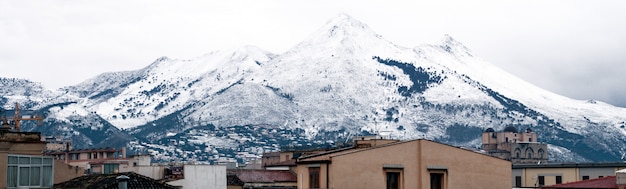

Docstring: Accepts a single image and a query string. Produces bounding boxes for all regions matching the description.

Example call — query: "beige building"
[513,162,626,188]
[295,138,511,189]
[45,147,128,174]
[1,129,83,188]
[483,126,548,164]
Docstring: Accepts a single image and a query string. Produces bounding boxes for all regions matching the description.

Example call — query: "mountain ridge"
[2,14,626,163]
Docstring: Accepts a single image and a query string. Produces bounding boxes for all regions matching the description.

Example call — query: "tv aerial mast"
[0,102,44,132]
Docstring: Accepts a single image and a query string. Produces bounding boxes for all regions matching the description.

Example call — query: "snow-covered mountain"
[3,14,626,162]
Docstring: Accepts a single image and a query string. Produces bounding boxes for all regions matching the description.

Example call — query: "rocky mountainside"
[2,14,626,163]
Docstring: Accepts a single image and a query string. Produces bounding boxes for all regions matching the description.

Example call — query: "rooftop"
[54,172,177,189]
[264,159,297,167]
[228,170,297,183]
[298,139,508,164]
[541,176,617,189]
[0,130,42,142]
[513,162,626,169]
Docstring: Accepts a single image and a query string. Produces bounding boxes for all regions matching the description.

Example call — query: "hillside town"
[2,122,626,189]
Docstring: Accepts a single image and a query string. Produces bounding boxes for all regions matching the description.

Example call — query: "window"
[529,138,532,142]
[515,176,522,187]
[556,176,562,184]
[6,155,54,188]
[538,176,545,186]
[386,172,400,189]
[104,164,119,174]
[582,176,589,180]
[525,148,534,159]
[514,148,522,159]
[431,173,444,189]
[309,167,320,189]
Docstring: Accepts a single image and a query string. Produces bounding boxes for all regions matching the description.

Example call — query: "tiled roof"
[53,172,177,189]
[295,145,363,162]
[227,174,244,186]
[265,159,297,167]
[229,170,297,183]
[541,176,617,189]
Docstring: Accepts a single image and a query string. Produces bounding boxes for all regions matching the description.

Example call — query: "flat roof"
[513,162,626,169]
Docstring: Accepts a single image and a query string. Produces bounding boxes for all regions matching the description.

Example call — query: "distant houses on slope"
[4,124,626,189]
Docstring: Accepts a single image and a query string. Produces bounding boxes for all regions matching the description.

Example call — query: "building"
[227,169,297,189]
[295,138,511,189]
[1,129,83,188]
[43,136,72,152]
[262,149,324,171]
[118,154,165,180]
[45,147,128,174]
[540,176,618,189]
[482,126,548,164]
[618,169,626,189]
[53,172,177,189]
[513,162,626,188]
[166,164,227,189]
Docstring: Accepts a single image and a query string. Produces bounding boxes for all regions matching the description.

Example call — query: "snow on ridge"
[94,14,626,135]
[415,40,626,135]
[89,45,275,129]
[143,45,272,80]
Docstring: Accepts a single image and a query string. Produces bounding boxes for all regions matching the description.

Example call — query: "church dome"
[484,128,495,132]
[503,126,518,133]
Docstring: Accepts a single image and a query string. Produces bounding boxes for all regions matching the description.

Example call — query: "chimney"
[122,147,126,158]
[117,175,130,189]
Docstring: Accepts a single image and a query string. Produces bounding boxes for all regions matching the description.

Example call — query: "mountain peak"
[317,13,379,40]
[439,34,473,56]
[292,14,392,55]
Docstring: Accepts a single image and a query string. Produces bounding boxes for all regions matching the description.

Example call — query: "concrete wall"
[119,165,165,180]
[512,168,523,187]
[227,186,243,189]
[580,167,616,180]
[0,151,7,188]
[167,165,227,189]
[420,140,511,189]
[53,159,85,184]
[519,167,577,187]
[295,162,330,189]
[516,166,626,187]
[296,140,511,189]
[330,141,419,189]
[617,171,626,185]
[130,155,152,166]
[0,140,46,188]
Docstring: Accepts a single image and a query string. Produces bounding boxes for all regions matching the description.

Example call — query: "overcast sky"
[1,0,625,107]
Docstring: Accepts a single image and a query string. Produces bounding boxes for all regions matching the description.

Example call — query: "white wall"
[118,164,165,180]
[617,170,626,185]
[167,165,226,189]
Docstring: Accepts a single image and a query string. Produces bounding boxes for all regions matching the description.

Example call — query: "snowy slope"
[3,14,626,162]
[418,38,626,136]
[70,46,274,129]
